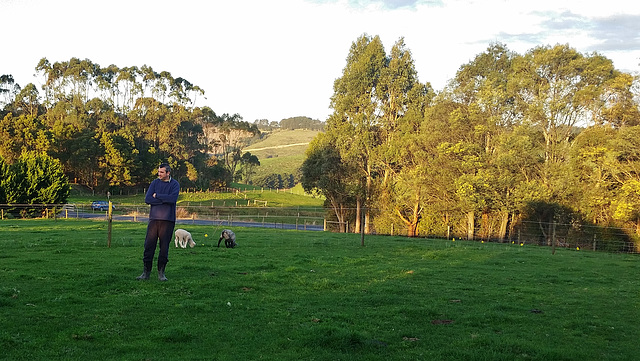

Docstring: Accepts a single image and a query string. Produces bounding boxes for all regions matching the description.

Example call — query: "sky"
[2,0,639,123]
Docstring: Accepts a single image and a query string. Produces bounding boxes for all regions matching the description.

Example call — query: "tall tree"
[327,34,386,234]
[512,45,620,166]
[374,38,432,236]
[1,74,21,113]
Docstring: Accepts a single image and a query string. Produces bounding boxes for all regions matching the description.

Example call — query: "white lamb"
[174,228,196,248]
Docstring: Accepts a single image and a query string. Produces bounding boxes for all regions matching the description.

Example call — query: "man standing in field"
[136,163,180,281]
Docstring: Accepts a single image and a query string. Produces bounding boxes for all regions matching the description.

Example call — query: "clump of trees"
[302,35,640,251]
[0,58,260,193]
[254,116,324,131]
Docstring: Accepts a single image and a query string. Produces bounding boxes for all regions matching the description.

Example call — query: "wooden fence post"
[107,199,113,248]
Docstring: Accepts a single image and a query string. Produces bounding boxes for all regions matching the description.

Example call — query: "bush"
[3,152,70,205]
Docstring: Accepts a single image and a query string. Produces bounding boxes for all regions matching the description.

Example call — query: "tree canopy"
[303,38,640,251]
[1,57,260,193]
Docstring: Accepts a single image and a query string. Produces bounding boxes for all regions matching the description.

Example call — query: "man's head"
[158,163,171,181]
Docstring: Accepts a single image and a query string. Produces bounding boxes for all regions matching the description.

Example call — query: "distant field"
[245,129,320,181]
[246,129,320,154]
[2,219,640,360]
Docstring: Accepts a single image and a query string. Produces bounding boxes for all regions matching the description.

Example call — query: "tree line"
[254,116,325,131]
[0,58,261,195]
[302,35,640,251]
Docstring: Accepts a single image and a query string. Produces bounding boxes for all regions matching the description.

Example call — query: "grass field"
[2,219,640,360]
[69,183,323,207]
[244,129,320,182]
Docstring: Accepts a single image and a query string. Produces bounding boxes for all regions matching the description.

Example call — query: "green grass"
[246,129,319,157]
[252,153,306,179]
[2,219,640,360]
[68,185,324,208]
[244,129,320,182]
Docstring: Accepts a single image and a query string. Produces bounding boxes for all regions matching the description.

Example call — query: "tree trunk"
[467,211,475,240]
[480,212,490,240]
[498,211,509,241]
[329,197,346,233]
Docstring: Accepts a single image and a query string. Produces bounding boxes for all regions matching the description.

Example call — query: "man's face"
[158,167,170,181]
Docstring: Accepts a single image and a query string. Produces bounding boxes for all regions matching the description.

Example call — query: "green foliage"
[0,155,7,203]
[2,219,640,360]
[305,37,640,243]
[278,116,325,130]
[4,152,70,205]
[3,58,265,193]
[253,172,298,189]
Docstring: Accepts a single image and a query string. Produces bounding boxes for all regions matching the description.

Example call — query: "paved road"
[60,210,325,232]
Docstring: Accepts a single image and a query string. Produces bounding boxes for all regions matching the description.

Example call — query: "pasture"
[1,219,639,360]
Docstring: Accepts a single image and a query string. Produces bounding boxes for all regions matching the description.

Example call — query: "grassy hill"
[244,129,321,184]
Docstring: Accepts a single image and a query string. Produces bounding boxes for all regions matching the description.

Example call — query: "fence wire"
[2,203,638,253]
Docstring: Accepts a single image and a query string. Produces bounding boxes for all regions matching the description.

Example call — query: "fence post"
[360,207,365,246]
[551,221,556,255]
[593,234,597,251]
[107,200,113,248]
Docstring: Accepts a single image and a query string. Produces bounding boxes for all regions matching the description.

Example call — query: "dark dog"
[217,229,237,248]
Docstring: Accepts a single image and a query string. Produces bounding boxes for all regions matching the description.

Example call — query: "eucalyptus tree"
[1,74,20,111]
[375,105,430,237]
[192,106,220,154]
[511,45,621,167]
[130,97,168,153]
[170,77,205,106]
[301,132,354,232]
[214,113,259,182]
[443,43,523,239]
[593,72,640,127]
[62,57,98,106]
[114,66,142,112]
[12,83,42,118]
[95,64,119,107]
[373,37,433,236]
[327,34,386,233]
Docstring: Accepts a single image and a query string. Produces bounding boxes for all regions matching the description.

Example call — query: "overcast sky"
[2,0,639,123]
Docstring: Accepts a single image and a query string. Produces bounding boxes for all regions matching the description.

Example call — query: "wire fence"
[1,203,638,253]
[0,203,327,232]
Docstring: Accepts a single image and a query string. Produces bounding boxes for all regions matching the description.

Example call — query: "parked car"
[91,201,114,211]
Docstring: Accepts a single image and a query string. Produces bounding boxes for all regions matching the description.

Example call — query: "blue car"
[91,201,114,211]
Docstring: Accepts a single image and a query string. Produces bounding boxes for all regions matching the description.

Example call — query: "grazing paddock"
[1,219,639,360]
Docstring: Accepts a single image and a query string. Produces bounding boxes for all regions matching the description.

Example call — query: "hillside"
[244,129,321,185]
